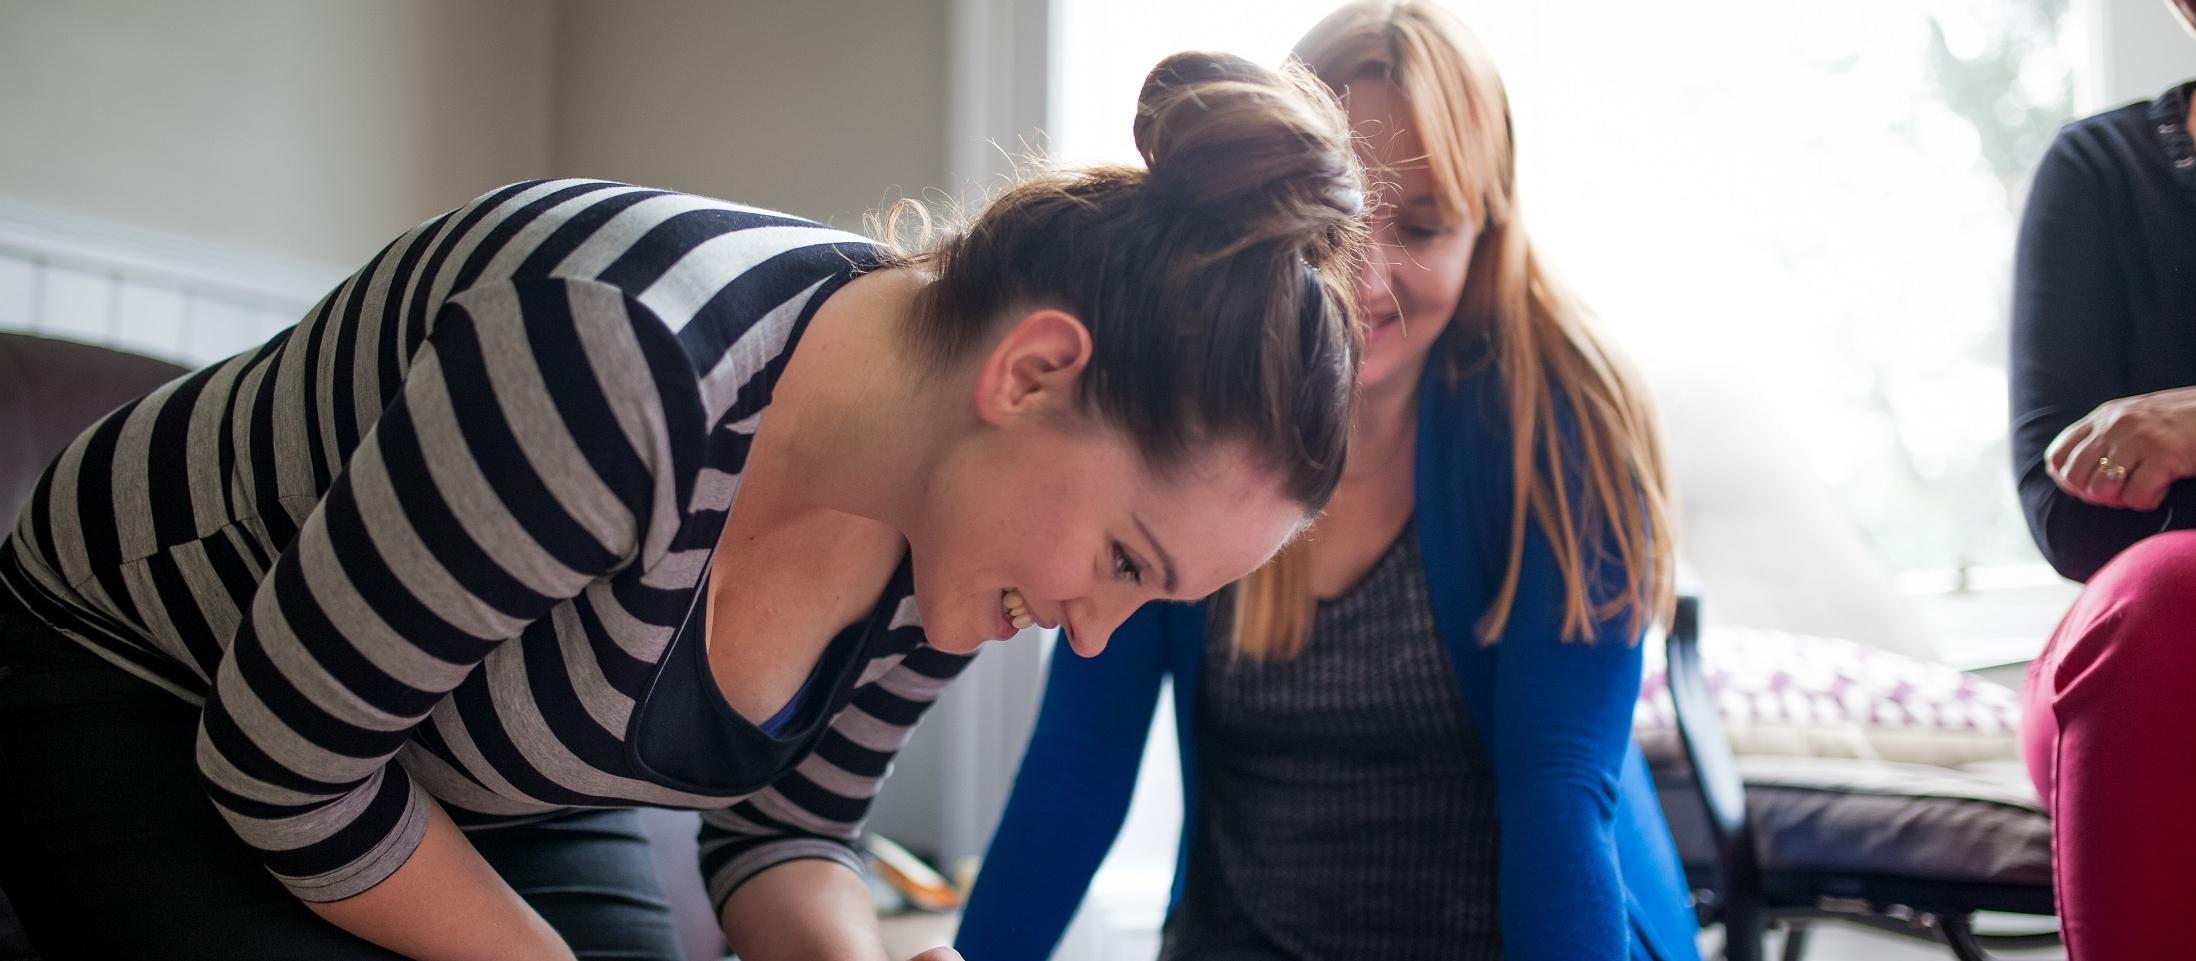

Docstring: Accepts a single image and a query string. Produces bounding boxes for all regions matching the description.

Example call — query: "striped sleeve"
[699,645,974,912]
[193,277,704,901]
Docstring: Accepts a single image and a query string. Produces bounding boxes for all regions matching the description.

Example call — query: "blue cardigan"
[954,364,1700,961]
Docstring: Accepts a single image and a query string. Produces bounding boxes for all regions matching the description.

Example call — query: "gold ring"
[2098,456,2128,481]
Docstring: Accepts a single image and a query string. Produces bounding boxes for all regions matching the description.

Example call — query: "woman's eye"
[1112,544,1144,584]
[1400,224,1450,241]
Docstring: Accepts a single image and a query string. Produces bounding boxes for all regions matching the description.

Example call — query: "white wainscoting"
[0,200,343,365]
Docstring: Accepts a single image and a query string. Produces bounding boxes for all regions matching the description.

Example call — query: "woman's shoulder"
[448,179,886,294]
[1421,360,1510,444]
[2041,84,2188,180]
[1421,360,1590,477]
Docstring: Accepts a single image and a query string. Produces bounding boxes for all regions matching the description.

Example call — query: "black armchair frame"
[1662,596,2061,961]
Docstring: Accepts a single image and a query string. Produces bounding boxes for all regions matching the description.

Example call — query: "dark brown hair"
[886,51,1369,512]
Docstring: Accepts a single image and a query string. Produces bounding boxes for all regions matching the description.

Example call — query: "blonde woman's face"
[1347,80,1477,393]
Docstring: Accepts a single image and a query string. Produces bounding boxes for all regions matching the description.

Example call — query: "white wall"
[2082,0,2195,109]
[0,0,1018,871]
[0,0,557,276]
[0,0,964,270]
[552,0,954,231]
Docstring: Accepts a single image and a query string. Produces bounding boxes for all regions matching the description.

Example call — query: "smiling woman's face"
[902,422,1306,658]
[1346,78,1479,395]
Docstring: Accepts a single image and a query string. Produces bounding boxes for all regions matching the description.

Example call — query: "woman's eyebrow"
[1131,513,1180,595]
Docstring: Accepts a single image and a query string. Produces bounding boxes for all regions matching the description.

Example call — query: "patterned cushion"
[1635,625,2023,770]
[1653,755,2052,890]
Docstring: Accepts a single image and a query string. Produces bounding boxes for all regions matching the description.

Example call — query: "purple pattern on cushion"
[1635,626,2021,738]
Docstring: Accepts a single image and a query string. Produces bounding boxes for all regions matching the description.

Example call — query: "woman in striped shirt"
[0,52,1366,961]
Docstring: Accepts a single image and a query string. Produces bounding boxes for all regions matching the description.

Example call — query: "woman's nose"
[1060,596,1140,659]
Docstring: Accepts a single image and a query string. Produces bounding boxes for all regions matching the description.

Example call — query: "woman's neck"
[1311,370,1420,540]
[745,267,946,532]
[1302,368,1423,596]
[1343,372,1422,485]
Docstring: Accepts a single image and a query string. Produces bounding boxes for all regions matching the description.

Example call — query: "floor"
[1725,916,2062,961]
[881,910,2069,960]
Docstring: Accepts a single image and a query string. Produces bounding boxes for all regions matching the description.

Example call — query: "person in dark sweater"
[954,4,1697,960]
[2011,2,2196,954]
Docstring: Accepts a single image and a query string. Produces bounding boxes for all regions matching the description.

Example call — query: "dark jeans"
[0,596,685,961]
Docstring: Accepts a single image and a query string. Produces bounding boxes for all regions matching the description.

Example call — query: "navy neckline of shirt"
[628,551,916,793]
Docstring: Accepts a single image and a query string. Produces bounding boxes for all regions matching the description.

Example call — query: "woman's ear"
[970,308,1093,426]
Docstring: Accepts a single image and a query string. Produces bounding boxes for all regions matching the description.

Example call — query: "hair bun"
[1133,51,1365,258]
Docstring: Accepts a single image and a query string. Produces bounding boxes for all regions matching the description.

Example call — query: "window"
[1054,0,2078,589]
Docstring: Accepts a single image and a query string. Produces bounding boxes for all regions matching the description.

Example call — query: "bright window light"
[1054,0,2076,581]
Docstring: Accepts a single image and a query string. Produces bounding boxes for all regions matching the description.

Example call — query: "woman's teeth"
[1002,589,1034,631]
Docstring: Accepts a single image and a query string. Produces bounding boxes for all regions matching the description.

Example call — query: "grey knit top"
[1160,523,1502,961]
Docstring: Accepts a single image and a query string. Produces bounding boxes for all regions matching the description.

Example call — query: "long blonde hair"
[1231,0,1675,658]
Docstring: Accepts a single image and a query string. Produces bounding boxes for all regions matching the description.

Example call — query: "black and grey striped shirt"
[0,179,973,908]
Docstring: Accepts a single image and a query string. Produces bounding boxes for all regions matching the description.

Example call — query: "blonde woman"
[957,4,1695,959]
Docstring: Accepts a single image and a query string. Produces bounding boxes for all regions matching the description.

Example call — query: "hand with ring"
[2046,386,2196,511]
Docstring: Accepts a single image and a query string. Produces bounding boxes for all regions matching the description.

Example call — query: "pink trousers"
[2022,529,2196,959]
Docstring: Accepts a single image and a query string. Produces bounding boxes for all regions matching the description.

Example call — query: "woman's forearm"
[305,799,574,961]
[720,858,891,961]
